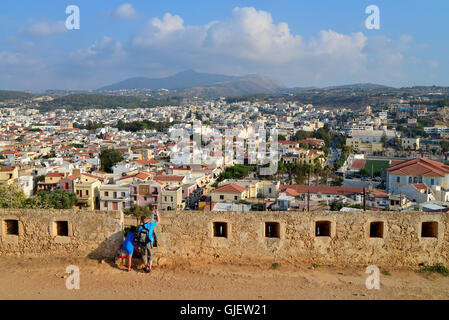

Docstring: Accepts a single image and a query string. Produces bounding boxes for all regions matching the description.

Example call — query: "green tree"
[100,148,123,173]
[124,205,152,224]
[292,130,311,142]
[0,183,26,208]
[25,190,78,209]
[381,132,388,149]
[330,201,344,211]
[441,141,449,152]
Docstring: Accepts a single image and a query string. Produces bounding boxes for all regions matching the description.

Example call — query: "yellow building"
[161,185,184,210]
[0,166,18,185]
[74,179,101,210]
[37,171,65,191]
[346,138,384,153]
[211,183,248,204]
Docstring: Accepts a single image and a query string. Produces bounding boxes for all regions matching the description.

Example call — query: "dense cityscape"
[2,1,449,304]
[1,87,448,214]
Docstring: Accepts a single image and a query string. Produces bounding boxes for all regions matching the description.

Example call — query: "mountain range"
[98,70,285,97]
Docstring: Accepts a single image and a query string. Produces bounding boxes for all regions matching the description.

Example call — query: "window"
[396,177,400,183]
[3,220,19,235]
[408,177,412,184]
[104,202,107,208]
[113,192,117,199]
[431,179,435,185]
[370,222,384,238]
[220,195,224,200]
[121,192,125,197]
[105,191,109,197]
[315,221,331,237]
[171,196,173,202]
[213,222,228,238]
[55,221,68,236]
[421,222,438,238]
[234,196,238,200]
[265,222,280,238]
[85,190,89,196]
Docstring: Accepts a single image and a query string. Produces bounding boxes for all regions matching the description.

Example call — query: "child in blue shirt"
[121,226,136,272]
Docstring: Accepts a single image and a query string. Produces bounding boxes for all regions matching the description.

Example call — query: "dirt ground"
[1,256,449,300]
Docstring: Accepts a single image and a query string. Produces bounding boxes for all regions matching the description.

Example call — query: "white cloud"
[152,13,184,33]
[129,7,375,84]
[19,20,66,37]
[74,36,124,67]
[2,6,432,90]
[111,3,139,20]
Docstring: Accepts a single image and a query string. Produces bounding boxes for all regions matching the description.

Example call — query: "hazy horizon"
[1,1,448,91]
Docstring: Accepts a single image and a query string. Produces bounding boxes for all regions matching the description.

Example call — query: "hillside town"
[1,98,448,214]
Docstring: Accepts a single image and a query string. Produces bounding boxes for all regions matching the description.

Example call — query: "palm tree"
[320,165,332,185]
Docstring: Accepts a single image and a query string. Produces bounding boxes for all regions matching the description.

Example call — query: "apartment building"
[99,183,131,211]
[387,158,449,203]
[161,185,184,210]
[130,181,162,209]
[211,183,248,204]
[74,179,101,210]
[0,166,18,185]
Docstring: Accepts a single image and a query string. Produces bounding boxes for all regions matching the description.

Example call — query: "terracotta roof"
[92,170,107,175]
[390,160,405,166]
[46,172,64,178]
[351,159,366,170]
[212,183,247,194]
[279,140,299,145]
[298,138,325,146]
[283,187,300,196]
[119,171,151,181]
[387,158,449,177]
[279,185,371,197]
[0,166,15,172]
[153,175,185,182]
[413,183,427,191]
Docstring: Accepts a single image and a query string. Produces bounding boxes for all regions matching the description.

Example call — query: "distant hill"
[323,83,392,90]
[0,90,34,102]
[98,70,285,97]
[37,93,182,111]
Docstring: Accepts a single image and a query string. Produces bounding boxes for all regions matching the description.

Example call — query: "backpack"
[138,225,150,245]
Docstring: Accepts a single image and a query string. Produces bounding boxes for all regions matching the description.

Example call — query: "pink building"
[130,181,162,209]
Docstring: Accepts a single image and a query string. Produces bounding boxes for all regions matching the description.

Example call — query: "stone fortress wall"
[0,209,124,258]
[1,209,448,267]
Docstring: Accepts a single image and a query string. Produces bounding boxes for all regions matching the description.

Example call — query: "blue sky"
[0,0,448,91]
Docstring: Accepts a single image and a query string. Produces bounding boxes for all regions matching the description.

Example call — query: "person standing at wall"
[137,210,160,273]
[119,226,137,272]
